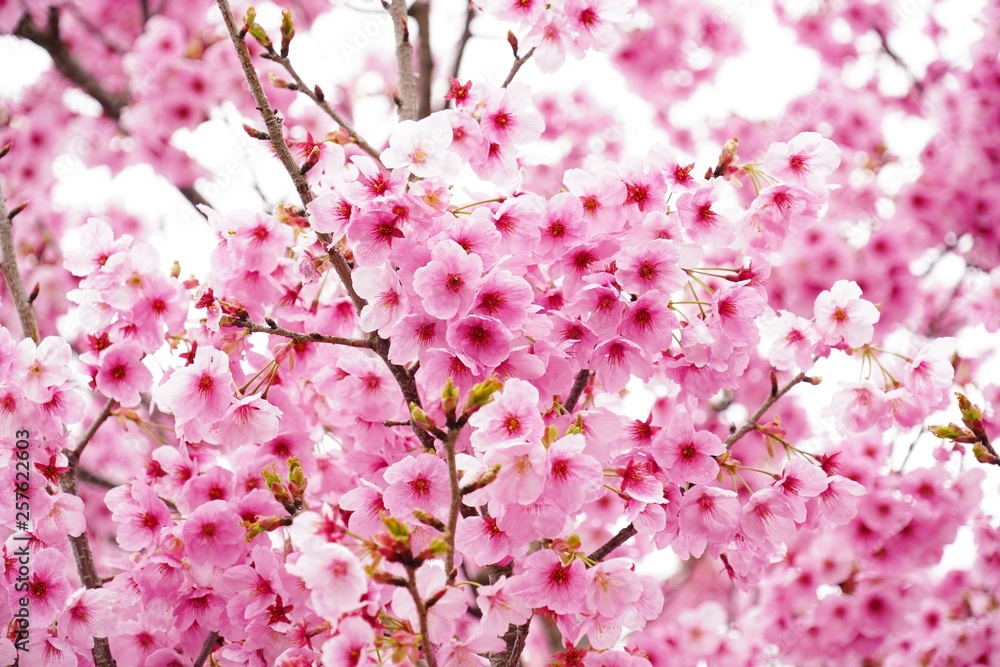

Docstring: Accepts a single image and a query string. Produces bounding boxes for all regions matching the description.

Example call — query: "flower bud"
[441,378,459,421]
[280,9,295,57]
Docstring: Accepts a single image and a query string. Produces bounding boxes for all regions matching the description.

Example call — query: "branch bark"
[409,0,433,119]
[0,189,39,343]
[588,523,638,562]
[388,0,418,122]
[564,369,590,413]
[193,631,222,667]
[232,312,373,348]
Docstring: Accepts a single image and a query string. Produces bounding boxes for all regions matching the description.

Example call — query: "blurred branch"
[13,8,208,217]
[14,8,128,120]
[388,0,418,121]
[450,4,475,86]
[408,0,433,119]
[0,187,39,343]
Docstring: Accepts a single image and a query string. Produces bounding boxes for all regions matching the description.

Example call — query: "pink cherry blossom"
[511,549,587,614]
[412,239,484,319]
[382,453,451,518]
[813,280,881,348]
[652,416,725,485]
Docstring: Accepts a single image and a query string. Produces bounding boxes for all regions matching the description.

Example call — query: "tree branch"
[216,0,434,452]
[2,175,117,667]
[232,312,373,348]
[193,631,222,667]
[588,523,638,562]
[443,428,462,583]
[408,0,433,119]
[215,0,316,208]
[564,369,590,413]
[405,566,438,667]
[388,0,418,122]
[725,371,809,449]
[502,47,534,88]
[0,187,39,343]
[14,9,128,121]
[73,399,116,459]
[449,4,475,87]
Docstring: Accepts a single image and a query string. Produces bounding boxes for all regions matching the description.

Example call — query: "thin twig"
[0,186,39,343]
[78,468,119,489]
[73,398,116,459]
[725,371,809,449]
[193,631,221,667]
[388,0,418,121]
[449,4,475,88]
[214,0,315,208]
[408,0,433,119]
[502,47,535,88]
[233,313,373,348]
[264,53,384,162]
[875,28,924,94]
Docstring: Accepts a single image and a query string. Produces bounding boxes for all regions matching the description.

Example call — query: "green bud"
[412,509,445,532]
[247,23,273,52]
[542,424,559,448]
[973,443,998,465]
[383,516,410,540]
[564,534,582,551]
[929,424,964,440]
[441,378,459,421]
[464,377,504,414]
[241,7,257,37]
[280,9,295,56]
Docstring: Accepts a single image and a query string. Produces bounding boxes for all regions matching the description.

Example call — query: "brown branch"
[78,468,119,489]
[450,4,475,86]
[502,47,535,88]
[0,186,39,343]
[875,28,924,94]
[408,0,433,119]
[564,369,590,413]
[232,313,373,348]
[263,53,384,163]
[443,429,462,583]
[193,631,222,667]
[405,567,438,667]
[725,371,809,449]
[388,0,418,121]
[588,523,638,563]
